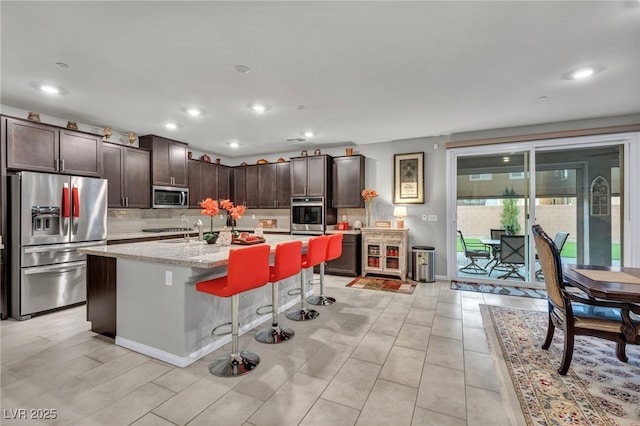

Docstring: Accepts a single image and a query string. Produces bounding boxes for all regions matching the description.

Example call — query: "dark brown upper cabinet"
[217,165,232,200]
[103,142,150,208]
[258,162,291,208]
[139,135,188,187]
[188,159,222,207]
[245,165,260,209]
[4,116,103,177]
[233,166,247,206]
[291,155,332,199]
[333,155,365,208]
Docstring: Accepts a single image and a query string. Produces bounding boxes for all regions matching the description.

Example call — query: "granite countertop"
[80,234,309,269]
[108,227,291,241]
[325,229,361,235]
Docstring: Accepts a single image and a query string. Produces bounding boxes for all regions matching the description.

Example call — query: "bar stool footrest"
[307,295,336,306]
[208,351,260,377]
[285,308,319,321]
[256,304,273,315]
[287,288,302,296]
[211,321,232,336]
[255,326,295,344]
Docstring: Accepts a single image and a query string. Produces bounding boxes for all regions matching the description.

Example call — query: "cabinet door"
[123,147,150,208]
[6,117,59,172]
[259,163,277,208]
[326,234,360,276]
[144,136,172,186]
[290,157,308,196]
[333,155,365,208]
[233,167,246,205]
[217,166,231,200]
[276,162,291,208]
[364,238,383,272]
[188,160,202,207]
[103,143,124,207]
[306,156,327,197]
[245,165,259,208]
[170,141,188,187]
[201,162,218,201]
[60,129,103,177]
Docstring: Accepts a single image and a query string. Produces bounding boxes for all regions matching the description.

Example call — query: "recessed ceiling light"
[248,103,269,113]
[40,84,60,94]
[229,141,239,148]
[303,131,315,138]
[235,65,250,73]
[185,107,202,117]
[565,65,603,80]
[165,122,178,130]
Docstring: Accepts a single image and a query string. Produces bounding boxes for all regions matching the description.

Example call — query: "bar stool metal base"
[208,351,260,377]
[307,295,336,306]
[255,326,295,344]
[285,308,319,321]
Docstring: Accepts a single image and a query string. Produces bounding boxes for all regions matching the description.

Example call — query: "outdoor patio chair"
[457,230,491,274]
[490,235,526,280]
[486,228,507,269]
[535,231,569,280]
[532,224,640,375]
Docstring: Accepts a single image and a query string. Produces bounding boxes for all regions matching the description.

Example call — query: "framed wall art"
[393,152,424,204]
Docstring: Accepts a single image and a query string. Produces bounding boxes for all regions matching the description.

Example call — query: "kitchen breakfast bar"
[78,235,310,367]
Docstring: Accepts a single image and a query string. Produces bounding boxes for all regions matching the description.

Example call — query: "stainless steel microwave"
[152,186,189,208]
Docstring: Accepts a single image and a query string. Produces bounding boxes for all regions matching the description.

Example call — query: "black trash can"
[412,246,435,282]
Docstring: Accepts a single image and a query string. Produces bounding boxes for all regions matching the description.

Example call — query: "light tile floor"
[1,275,548,425]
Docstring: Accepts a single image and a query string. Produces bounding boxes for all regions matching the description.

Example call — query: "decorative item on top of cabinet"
[277,157,285,163]
[257,159,268,164]
[314,149,321,155]
[127,132,136,145]
[200,154,211,163]
[66,121,78,130]
[103,126,112,140]
[27,111,41,122]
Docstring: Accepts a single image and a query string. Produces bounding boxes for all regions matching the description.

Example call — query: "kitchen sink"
[142,227,191,233]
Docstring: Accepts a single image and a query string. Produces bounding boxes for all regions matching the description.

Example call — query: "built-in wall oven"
[290,197,336,235]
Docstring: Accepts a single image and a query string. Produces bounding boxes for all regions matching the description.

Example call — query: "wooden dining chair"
[535,231,569,280]
[532,224,640,375]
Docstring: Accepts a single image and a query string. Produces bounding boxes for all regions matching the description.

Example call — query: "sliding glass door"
[448,135,628,286]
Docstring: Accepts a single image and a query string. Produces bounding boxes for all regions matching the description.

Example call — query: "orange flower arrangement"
[220,199,246,224]
[361,189,378,203]
[199,198,220,241]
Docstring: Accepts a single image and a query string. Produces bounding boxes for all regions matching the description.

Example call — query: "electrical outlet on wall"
[422,215,427,221]
[428,215,438,222]
[165,271,172,286]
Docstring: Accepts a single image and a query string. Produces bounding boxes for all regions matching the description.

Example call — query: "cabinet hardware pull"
[55,158,60,172]
[61,159,65,172]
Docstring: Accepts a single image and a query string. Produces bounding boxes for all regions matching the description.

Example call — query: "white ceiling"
[2,1,639,157]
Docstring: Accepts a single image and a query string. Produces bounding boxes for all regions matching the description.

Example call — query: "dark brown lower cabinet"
[315,233,361,277]
[86,255,116,338]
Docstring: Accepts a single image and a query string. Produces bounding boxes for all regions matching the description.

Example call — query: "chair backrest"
[326,233,343,262]
[499,235,525,264]
[305,235,330,267]
[457,230,469,253]
[553,232,569,254]
[532,225,565,309]
[491,229,507,240]
[271,240,302,282]
[227,244,271,293]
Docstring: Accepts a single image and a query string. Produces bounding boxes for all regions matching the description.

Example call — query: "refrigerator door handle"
[72,185,80,218]
[24,241,103,254]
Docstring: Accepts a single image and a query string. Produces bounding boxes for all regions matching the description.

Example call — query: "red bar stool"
[286,235,329,321]
[255,240,302,344]
[195,244,270,377]
[308,233,342,306]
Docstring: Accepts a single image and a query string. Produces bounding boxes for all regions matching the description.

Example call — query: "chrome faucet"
[194,219,203,241]
[180,214,190,241]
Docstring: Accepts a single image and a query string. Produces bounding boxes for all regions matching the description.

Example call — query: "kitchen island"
[79,235,310,367]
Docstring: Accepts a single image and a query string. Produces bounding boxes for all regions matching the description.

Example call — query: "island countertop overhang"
[78,234,310,269]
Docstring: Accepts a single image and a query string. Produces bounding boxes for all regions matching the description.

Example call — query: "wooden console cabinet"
[361,228,409,280]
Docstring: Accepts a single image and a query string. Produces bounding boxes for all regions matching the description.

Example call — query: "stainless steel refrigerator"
[9,171,107,319]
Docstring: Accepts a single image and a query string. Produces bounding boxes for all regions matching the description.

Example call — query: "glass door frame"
[446,132,639,283]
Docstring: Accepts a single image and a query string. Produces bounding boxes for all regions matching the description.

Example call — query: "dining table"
[562,264,640,305]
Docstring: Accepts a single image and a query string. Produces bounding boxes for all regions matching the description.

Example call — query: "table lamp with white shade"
[393,206,407,228]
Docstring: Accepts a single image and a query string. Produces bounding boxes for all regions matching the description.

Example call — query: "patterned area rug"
[485,305,640,425]
[346,276,416,294]
[451,280,547,299]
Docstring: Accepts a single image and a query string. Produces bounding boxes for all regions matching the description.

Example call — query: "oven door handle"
[23,263,86,275]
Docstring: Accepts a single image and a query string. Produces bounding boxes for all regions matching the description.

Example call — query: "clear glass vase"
[365,202,372,227]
